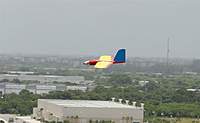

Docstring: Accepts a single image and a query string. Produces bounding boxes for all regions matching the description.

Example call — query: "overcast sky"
[0,0,200,58]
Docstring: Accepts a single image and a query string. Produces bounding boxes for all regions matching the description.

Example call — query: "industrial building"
[33,99,144,123]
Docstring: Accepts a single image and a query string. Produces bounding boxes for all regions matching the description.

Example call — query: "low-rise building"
[4,84,26,94]
[138,81,149,87]
[35,85,57,94]
[66,86,87,92]
[0,83,89,95]
[187,89,200,92]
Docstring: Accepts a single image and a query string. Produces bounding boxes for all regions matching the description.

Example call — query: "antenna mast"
[166,37,170,74]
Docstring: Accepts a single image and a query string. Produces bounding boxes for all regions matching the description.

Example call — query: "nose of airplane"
[83,61,89,65]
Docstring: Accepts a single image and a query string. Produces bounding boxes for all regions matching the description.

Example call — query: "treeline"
[147,103,200,117]
[0,90,38,115]
[110,59,200,74]
[1,85,200,117]
[1,73,200,117]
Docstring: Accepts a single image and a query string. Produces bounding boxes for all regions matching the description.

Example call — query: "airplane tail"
[114,49,126,63]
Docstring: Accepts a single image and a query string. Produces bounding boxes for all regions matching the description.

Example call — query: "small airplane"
[83,49,126,69]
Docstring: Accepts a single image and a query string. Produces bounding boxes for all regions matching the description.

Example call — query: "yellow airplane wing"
[95,61,113,69]
[99,55,112,61]
[94,56,113,69]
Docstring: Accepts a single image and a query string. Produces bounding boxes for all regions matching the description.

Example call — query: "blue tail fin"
[114,49,126,63]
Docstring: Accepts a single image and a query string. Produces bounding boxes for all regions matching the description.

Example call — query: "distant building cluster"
[0,74,85,84]
[0,83,88,95]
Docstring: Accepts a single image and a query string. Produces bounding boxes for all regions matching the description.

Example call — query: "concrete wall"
[38,99,64,120]
[64,107,143,119]
[63,107,143,123]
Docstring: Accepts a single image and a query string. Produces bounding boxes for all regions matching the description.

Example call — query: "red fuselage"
[84,59,124,66]
[83,59,98,65]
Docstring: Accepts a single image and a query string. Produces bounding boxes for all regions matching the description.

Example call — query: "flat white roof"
[0,114,16,121]
[16,116,41,123]
[39,99,138,109]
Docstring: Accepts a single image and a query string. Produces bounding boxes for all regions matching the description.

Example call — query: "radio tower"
[166,37,170,75]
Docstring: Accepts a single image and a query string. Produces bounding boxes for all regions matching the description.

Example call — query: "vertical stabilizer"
[114,49,126,63]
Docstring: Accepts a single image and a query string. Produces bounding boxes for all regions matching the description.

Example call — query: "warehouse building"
[33,99,144,123]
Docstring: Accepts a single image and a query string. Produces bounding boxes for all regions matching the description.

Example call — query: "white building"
[0,83,88,95]
[138,81,149,87]
[7,71,35,75]
[66,86,87,92]
[35,85,57,94]
[0,83,5,95]
[5,84,26,94]
[0,83,58,95]
[187,89,200,92]
[33,99,144,123]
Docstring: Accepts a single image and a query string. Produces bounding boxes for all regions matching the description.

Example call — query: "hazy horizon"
[1,0,200,58]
